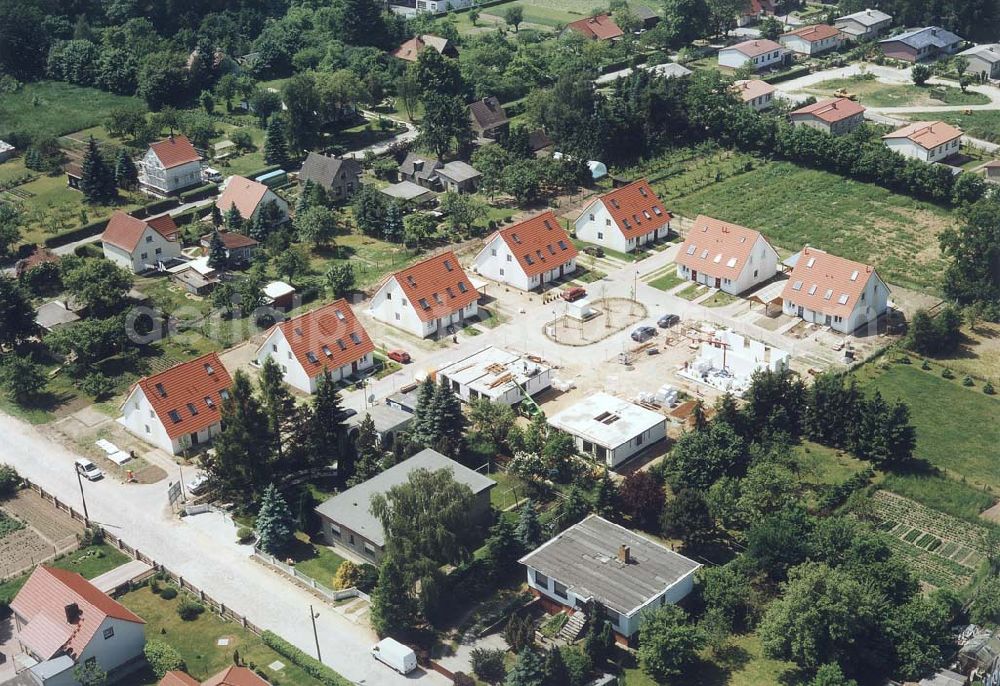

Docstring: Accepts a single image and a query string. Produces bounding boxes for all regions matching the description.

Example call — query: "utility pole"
[76,467,89,523]
[310,605,322,661]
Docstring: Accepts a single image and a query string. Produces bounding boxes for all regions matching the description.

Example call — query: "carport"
[748,281,785,317]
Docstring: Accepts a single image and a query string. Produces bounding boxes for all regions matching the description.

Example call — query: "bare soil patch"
[0,528,56,579]
[2,489,83,545]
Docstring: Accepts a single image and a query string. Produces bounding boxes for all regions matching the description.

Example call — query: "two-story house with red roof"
[11,566,146,685]
[255,301,375,394]
[574,179,671,254]
[780,24,843,55]
[789,97,866,136]
[139,135,203,195]
[472,211,578,291]
[215,176,289,225]
[160,666,272,686]
[368,251,479,338]
[119,352,233,455]
[781,247,889,334]
[101,211,183,273]
[882,120,963,162]
[675,216,779,295]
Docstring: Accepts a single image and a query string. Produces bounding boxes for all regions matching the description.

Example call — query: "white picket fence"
[252,547,370,604]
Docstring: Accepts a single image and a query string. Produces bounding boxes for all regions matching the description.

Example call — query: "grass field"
[623,634,799,686]
[647,268,685,292]
[0,81,144,140]
[899,109,1000,143]
[881,472,995,522]
[802,78,990,107]
[121,586,331,686]
[662,155,952,292]
[856,361,1000,490]
[286,532,345,586]
[471,0,603,27]
[795,441,868,486]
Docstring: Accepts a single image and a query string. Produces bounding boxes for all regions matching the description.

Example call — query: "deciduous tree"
[638,605,701,682]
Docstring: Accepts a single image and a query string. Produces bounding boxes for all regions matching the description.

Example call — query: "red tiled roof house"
[160,665,272,686]
[732,79,776,111]
[676,216,779,295]
[368,251,479,339]
[139,134,203,195]
[563,14,624,40]
[789,97,866,136]
[255,301,375,394]
[882,120,963,163]
[574,179,671,254]
[472,211,578,291]
[215,176,289,226]
[11,566,146,685]
[718,39,786,70]
[780,247,889,334]
[780,24,843,55]
[101,211,182,273]
[119,352,233,454]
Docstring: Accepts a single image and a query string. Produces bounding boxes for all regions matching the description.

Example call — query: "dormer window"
[323,345,333,357]
[792,280,803,290]
[443,259,453,271]
[186,402,198,416]
[220,389,230,401]
[155,383,167,398]
[419,298,430,309]
[168,410,181,423]
[204,396,215,409]
[350,332,361,344]
[204,363,215,375]
[457,282,468,293]
[306,352,318,364]
[335,310,345,320]
[336,339,347,351]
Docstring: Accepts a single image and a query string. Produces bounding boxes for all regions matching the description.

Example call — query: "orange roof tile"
[201,231,259,250]
[732,79,776,102]
[102,211,180,253]
[203,666,271,686]
[159,672,201,686]
[216,176,270,220]
[882,120,963,149]
[676,215,773,280]
[780,247,883,319]
[392,251,479,322]
[790,97,865,123]
[727,39,784,57]
[11,566,145,661]
[266,301,374,377]
[149,135,201,169]
[594,179,671,240]
[783,24,841,42]
[392,35,452,61]
[491,211,578,278]
[566,13,624,40]
[129,352,233,440]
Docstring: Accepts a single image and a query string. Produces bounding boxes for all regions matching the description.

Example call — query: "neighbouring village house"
[119,352,233,455]
[789,97,866,136]
[717,39,786,70]
[675,215,779,295]
[315,449,495,562]
[563,14,624,40]
[574,179,671,254]
[781,246,889,334]
[958,44,1000,80]
[780,24,843,55]
[298,152,363,202]
[472,210,578,291]
[160,666,272,686]
[519,515,701,639]
[10,566,146,685]
[547,392,667,468]
[215,175,289,225]
[738,0,775,27]
[878,26,964,62]
[835,8,892,41]
[198,230,259,265]
[435,346,553,406]
[368,251,480,338]
[254,300,374,394]
[732,79,776,111]
[469,97,510,140]
[391,34,457,61]
[101,211,182,273]
[139,135,202,195]
[882,120,963,162]
[398,153,481,193]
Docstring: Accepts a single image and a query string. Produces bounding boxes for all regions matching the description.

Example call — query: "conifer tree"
[207,231,228,270]
[113,148,138,190]
[259,356,297,461]
[256,483,294,554]
[484,514,521,579]
[300,372,347,472]
[516,499,542,550]
[211,204,223,227]
[264,117,289,168]
[296,179,315,215]
[408,377,438,448]
[544,648,571,686]
[370,554,417,636]
[80,137,116,203]
[349,413,382,485]
[429,378,465,456]
[384,201,404,243]
[595,468,618,518]
[225,202,243,232]
[504,647,545,686]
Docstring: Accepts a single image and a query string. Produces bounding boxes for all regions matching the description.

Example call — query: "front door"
[797,306,804,317]
[189,432,199,446]
[825,315,832,326]
[715,277,721,288]
[692,270,698,281]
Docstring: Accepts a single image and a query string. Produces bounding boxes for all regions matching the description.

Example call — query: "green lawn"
[663,158,952,293]
[306,234,423,289]
[0,543,130,603]
[286,532,345,588]
[702,290,739,308]
[881,472,996,523]
[802,78,990,107]
[647,268,685,292]
[856,362,1000,490]
[794,441,868,487]
[121,586,330,686]
[622,634,799,686]
[472,0,596,27]
[571,238,639,263]
[899,110,1000,144]
[675,282,705,300]
[0,81,144,140]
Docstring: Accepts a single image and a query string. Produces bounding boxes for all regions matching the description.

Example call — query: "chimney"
[866,8,872,15]
[931,28,938,35]
[618,544,631,564]
[65,603,81,624]
[413,159,424,172]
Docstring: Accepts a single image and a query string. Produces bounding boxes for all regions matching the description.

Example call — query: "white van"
[371,637,417,674]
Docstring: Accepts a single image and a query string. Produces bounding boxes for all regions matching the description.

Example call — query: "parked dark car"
[631,325,657,343]
[657,313,680,328]
[562,287,587,302]
[583,245,604,257]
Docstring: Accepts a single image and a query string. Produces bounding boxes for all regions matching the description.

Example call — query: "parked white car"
[372,638,417,674]
[75,458,104,481]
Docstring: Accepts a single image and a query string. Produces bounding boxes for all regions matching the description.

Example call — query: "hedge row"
[173,204,214,227]
[44,217,109,248]
[260,631,351,686]
[73,243,103,258]
[246,164,283,179]
[763,65,812,84]
[131,197,178,218]
[179,182,219,202]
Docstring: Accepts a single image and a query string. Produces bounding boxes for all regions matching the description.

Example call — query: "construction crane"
[513,377,544,419]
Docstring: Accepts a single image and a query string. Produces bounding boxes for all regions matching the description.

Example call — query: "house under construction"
[435,346,552,406]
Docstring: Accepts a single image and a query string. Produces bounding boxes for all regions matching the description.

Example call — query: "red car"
[387,349,411,364]
[562,287,587,302]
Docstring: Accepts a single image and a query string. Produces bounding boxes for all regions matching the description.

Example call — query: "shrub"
[921,359,931,370]
[160,586,178,600]
[0,464,20,499]
[177,600,205,621]
[236,527,255,543]
[942,367,955,379]
[149,579,161,594]
[452,673,475,686]
[144,639,186,678]
[963,376,975,387]
[357,564,379,593]
[985,382,996,395]
[260,631,350,686]
[331,560,361,590]
[470,647,506,683]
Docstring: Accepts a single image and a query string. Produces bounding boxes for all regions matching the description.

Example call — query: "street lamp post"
[75,467,90,523]
[310,605,322,661]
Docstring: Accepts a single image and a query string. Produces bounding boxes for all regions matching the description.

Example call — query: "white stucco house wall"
[119,352,232,455]
[574,179,671,254]
[138,135,203,195]
[547,392,667,468]
[718,39,786,69]
[101,212,182,273]
[255,300,375,394]
[732,79,776,111]
[519,516,701,638]
[780,247,889,334]
[368,251,479,338]
[789,97,866,136]
[472,210,578,291]
[882,120,962,162]
[675,215,779,295]
[780,24,843,55]
[835,9,892,41]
